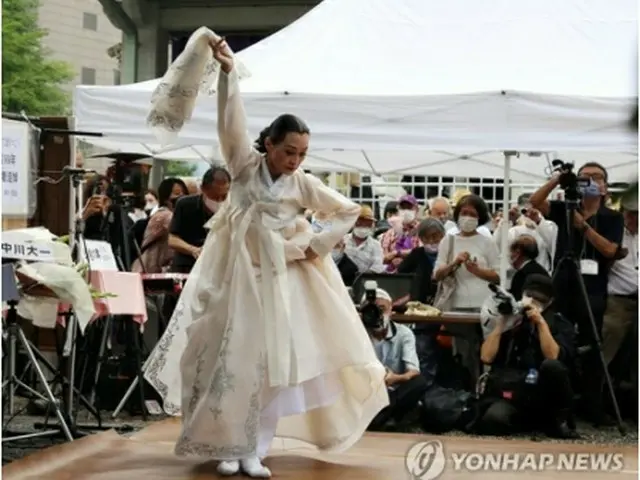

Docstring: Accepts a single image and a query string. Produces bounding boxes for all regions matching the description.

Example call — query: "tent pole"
[499,151,515,287]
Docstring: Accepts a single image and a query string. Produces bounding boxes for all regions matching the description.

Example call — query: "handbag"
[433,234,456,311]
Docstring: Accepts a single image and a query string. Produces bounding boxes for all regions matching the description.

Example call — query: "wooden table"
[392,311,481,325]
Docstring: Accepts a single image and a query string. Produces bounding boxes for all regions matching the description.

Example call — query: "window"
[113,69,121,85]
[82,12,98,31]
[81,67,96,85]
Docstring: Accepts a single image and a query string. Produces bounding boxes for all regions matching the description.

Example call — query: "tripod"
[552,197,625,435]
[1,267,73,443]
[32,169,119,435]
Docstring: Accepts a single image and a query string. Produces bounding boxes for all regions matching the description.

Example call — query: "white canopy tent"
[74,0,637,282]
[82,138,637,182]
[75,0,637,159]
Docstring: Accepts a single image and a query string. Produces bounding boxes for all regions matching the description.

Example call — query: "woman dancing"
[149,33,388,478]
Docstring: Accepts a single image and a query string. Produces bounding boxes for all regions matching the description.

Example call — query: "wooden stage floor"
[2,418,638,479]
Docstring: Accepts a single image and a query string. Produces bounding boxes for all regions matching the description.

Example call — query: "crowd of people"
[79,157,637,443]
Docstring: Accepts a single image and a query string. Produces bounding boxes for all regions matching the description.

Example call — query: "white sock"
[217,460,240,476]
[241,456,271,478]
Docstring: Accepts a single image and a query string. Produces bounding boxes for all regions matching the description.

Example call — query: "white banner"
[2,119,33,216]
[1,239,61,263]
[84,239,119,271]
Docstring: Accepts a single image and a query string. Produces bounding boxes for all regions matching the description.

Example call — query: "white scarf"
[147,27,252,145]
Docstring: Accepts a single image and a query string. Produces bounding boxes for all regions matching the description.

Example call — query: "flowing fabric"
[147,27,251,146]
[142,28,389,461]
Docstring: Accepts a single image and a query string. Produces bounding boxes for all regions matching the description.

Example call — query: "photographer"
[82,175,111,240]
[529,162,624,425]
[479,275,577,439]
[363,287,428,431]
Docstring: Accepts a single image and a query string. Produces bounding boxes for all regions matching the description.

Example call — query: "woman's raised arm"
[213,39,253,177]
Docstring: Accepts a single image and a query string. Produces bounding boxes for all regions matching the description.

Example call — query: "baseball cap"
[398,194,418,207]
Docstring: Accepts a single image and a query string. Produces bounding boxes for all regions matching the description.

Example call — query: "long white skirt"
[146,225,388,461]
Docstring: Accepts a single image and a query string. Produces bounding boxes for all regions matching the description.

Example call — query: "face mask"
[204,197,220,212]
[399,209,416,223]
[457,216,478,233]
[353,227,372,239]
[424,243,439,253]
[145,201,157,212]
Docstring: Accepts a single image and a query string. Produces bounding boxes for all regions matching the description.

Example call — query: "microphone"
[62,166,96,176]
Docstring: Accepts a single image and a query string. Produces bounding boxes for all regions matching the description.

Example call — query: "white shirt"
[344,233,385,273]
[445,220,492,238]
[436,233,500,309]
[608,228,638,296]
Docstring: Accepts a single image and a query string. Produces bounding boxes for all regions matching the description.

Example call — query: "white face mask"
[424,243,439,253]
[399,209,416,223]
[353,227,372,239]
[145,201,157,212]
[204,197,221,212]
[458,216,478,233]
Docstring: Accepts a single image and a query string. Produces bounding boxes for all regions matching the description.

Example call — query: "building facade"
[38,0,123,88]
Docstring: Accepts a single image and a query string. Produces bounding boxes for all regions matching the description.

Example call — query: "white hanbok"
[142,30,388,461]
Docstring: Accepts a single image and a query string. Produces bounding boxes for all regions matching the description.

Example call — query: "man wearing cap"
[602,199,638,368]
[529,162,624,425]
[479,274,577,439]
[380,194,421,272]
[364,287,428,431]
[335,205,385,277]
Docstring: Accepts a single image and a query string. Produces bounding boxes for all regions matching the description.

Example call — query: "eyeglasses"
[582,172,606,182]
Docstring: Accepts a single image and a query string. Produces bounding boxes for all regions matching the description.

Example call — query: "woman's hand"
[384,251,398,263]
[465,258,481,276]
[82,195,106,220]
[304,246,318,261]
[210,37,234,74]
[391,257,403,267]
[454,251,470,265]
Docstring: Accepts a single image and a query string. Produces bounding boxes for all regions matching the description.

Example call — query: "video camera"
[359,280,385,329]
[551,159,591,202]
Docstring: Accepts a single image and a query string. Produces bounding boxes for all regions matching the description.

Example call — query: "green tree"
[164,160,198,177]
[2,0,74,115]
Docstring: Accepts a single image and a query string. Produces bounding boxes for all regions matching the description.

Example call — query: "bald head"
[429,197,451,223]
[510,234,539,268]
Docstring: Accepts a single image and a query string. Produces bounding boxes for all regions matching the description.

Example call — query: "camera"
[551,159,591,202]
[488,283,525,317]
[359,280,384,329]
